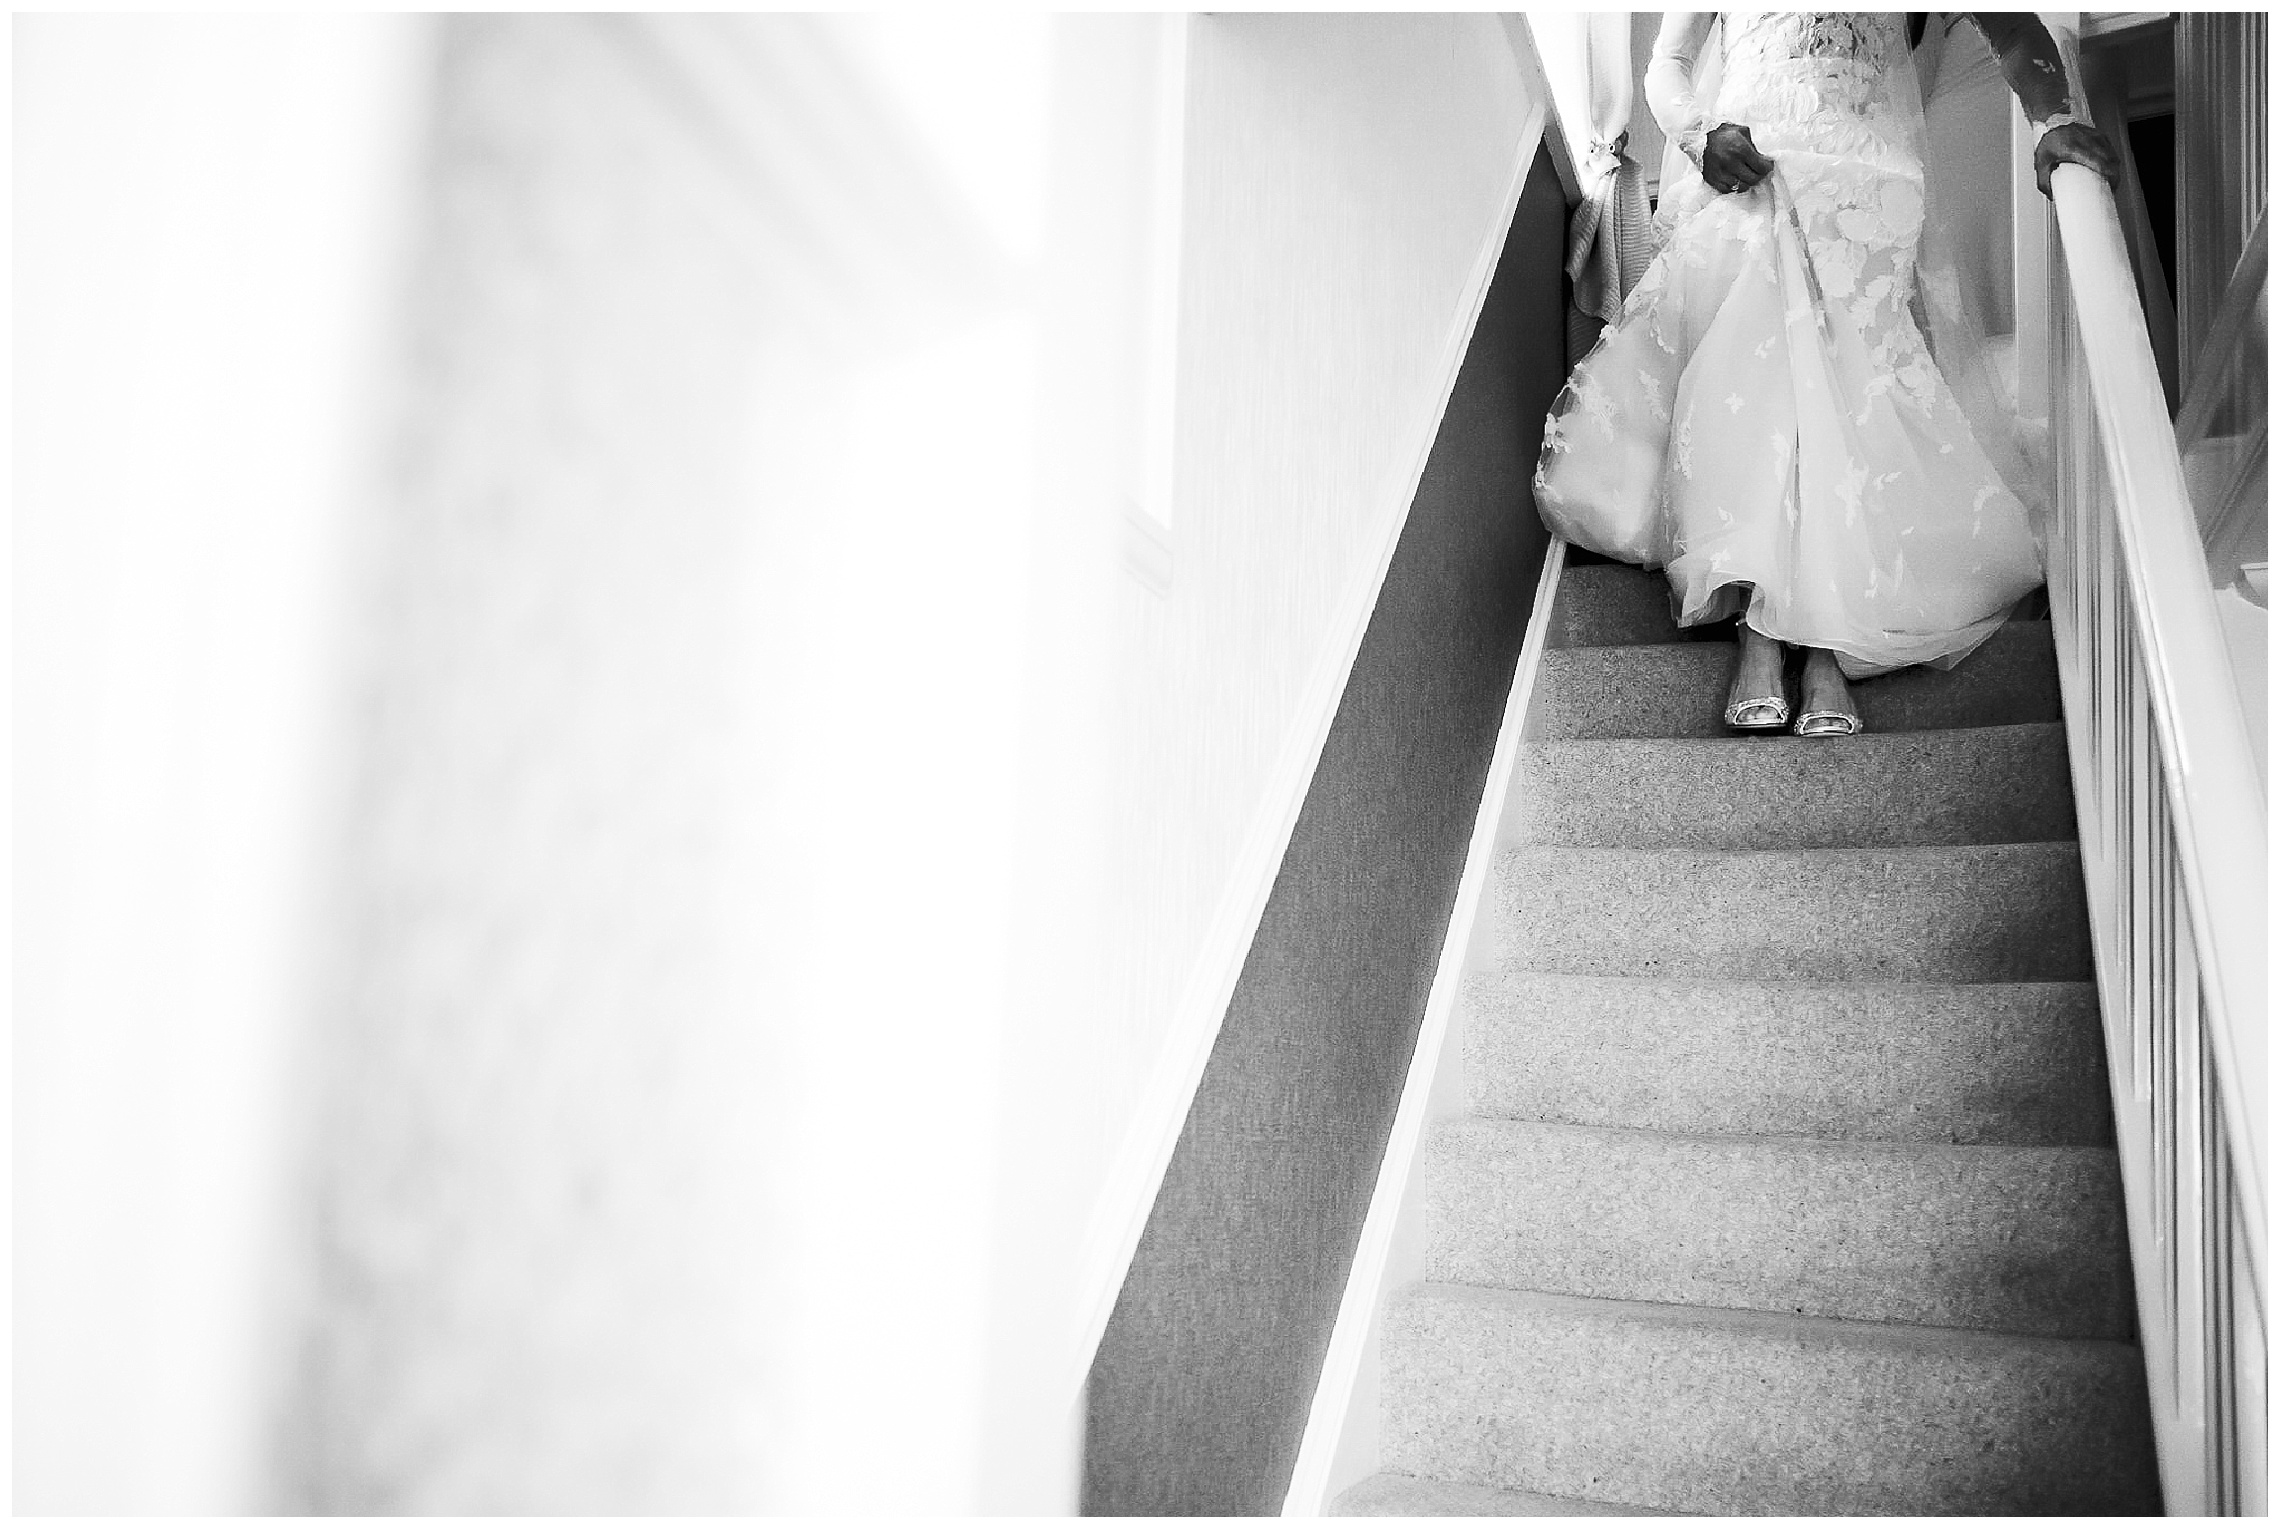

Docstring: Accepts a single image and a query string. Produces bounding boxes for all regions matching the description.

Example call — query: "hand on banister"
[2036,121,2121,199]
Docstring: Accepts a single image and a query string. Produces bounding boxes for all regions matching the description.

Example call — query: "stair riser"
[1549,565,1698,648]
[1383,1289,2163,1515]
[1510,726,2077,849]
[1549,565,1688,648]
[1548,563,2043,650]
[1424,1121,2131,1338]
[1462,974,2113,1144]
[1332,1473,1670,1516]
[1492,843,2093,982]
[1531,625,2061,739]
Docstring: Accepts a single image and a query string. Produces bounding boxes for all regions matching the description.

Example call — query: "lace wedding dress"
[1534,12,2043,678]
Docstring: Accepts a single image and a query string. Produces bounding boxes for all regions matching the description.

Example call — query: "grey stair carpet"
[1331,1470,1672,1516]
[1343,556,2159,1516]
[1462,975,2113,1145]
[1381,1285,2159,1517]
[1494,842,2093,983]
[1532,623,2063,740]
[1547,561,1719,648]
[1509,724,2077,849]
[1423,1119,2130,1337]
[1545,560,2050,650]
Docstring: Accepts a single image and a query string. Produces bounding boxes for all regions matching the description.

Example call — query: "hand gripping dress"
[1533,12,2043,679]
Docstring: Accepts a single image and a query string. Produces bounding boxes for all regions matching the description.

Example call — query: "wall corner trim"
[1500,13,1584,204]
[1067,92,1554,1404]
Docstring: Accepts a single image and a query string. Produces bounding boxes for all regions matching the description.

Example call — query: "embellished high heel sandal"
[1724,694,1791,730]
[1793,654,1863,737]
[1793,708,1863,737]
[1725,621,1790,732]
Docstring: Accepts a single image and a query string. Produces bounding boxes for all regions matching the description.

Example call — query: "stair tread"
[1510,722,2077,848]
[1435,1110,2116,1156]
[1503,839,2079,863]
[1516,721,2067,756]
[1461,973,2112,1144]
[1403,1277,2141,1350]
[1383,1282,2161,1516]
[1424,1117,2130,1338]
[1532,623,2060,739]
[1490,841,2092,982]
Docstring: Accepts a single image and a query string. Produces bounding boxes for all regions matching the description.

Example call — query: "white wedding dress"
[1534,12,2044,678]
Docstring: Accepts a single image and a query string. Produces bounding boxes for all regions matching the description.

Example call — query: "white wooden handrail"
[2049,162,2269,1201]
[2045,158,2269,1516]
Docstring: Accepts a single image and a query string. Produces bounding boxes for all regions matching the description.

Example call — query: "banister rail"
[2044,159,2269,1516]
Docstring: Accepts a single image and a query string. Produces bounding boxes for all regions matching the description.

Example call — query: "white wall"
[14,15,432,1511]
[16,12,1557,1511]
[1074,13,1551,1365]
[273,13,1075,1514]
[15,12,1089,1514]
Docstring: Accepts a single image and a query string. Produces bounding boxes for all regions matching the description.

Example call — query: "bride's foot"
[1794,649,1863,737]
[1724,624,1790,730]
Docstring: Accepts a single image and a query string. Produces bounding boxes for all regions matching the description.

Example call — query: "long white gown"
[1533,12,2043,679]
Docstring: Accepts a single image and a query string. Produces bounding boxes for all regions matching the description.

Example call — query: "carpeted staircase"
[1333,560,2164,1517]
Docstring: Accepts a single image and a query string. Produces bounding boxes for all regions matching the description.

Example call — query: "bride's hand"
[1702,123,1776,194]
[2034,121,2121,197]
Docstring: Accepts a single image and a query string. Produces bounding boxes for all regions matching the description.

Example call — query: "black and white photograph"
[14,8,2269,1517]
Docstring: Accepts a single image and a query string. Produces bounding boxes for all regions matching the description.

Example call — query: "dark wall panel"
[1083,146,1570,1516]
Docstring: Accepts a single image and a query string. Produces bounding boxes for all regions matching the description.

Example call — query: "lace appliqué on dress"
[1530,10,2044,678]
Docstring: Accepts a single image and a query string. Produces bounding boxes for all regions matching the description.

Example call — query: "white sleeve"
[1644,11,1720,167]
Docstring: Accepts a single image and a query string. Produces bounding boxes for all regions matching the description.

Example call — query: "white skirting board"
[1279,536,1569,1516]
[1067,93,1554,1403]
